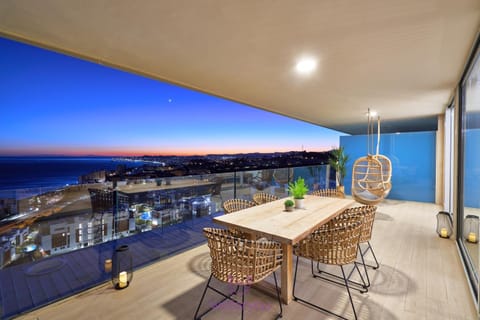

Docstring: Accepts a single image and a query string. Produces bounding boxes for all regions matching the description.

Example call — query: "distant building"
[0,227,29,268]
[79,170,107,184]
[0,197,18,220]
[116,164,127,175]
[37,211,129,255]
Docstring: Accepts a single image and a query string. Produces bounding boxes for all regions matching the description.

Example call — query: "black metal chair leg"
[241,285,245,320]
[194,274,213,320]
[361,242,380,269]
[357,245,371,288]
[293,257,354,320]
[366,241,380,269]
[314,259,367,293]
[194,275,242,320]
[352,261,367,291]
[273,271,283,319]
[341,265,358,320]
[293,256,300,299]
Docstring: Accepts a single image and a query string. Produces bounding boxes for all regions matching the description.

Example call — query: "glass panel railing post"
[326,164,331,189]
[234,171,237,199]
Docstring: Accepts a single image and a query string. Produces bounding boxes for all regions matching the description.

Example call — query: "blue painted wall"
[464,129,480,208]
[341,131,436,202]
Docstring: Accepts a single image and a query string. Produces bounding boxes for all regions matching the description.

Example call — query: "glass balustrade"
[0,164,335,319]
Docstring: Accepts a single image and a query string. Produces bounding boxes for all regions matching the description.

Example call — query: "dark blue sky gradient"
[0,37,344,156]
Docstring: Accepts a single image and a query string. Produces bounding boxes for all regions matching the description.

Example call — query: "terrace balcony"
[13,199,477,320]
[0,162,477,319]
[0,1,479,319]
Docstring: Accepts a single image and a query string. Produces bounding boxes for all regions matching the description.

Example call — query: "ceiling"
[0,0,479,134]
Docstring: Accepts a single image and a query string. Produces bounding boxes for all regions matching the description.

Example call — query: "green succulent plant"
[288,177,309,199]
[284,199,294,207]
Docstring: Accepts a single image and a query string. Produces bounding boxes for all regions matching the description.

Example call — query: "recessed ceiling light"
[295,57,317,75]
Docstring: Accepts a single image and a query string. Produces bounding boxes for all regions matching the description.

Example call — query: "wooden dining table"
[213,195,356,304]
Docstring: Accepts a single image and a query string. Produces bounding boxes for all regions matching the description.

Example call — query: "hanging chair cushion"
[355,189,380,201]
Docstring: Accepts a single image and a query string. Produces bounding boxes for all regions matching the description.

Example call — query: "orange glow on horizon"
[0,145,336,157]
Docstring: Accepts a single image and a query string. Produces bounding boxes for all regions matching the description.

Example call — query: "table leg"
[281,243,293,304]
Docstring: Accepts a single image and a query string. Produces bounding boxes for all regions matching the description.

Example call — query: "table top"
[214,195,356,244]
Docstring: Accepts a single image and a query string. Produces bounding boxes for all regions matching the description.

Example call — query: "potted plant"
[328,146,349,195]
[288,177,309,209]
[284,199,295,212]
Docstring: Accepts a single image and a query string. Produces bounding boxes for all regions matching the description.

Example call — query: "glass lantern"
[463,215,479,243]
[112,245,133,289]
[436,211,453,238]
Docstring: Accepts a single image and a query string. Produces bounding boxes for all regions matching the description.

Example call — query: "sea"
[0,156,145,193]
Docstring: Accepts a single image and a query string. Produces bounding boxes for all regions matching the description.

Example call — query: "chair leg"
[341,265,358,320]
[315,259,367,293]
[293,256,300,299]
[293,256,355,320]
[362,241,380,269]
[273,271,283,319]
[193,274,241,320]
[194,274,213,320]
[357,245,371,288]
[241,285,245,320]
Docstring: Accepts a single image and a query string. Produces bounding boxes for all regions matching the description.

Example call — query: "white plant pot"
[294,198,305,209]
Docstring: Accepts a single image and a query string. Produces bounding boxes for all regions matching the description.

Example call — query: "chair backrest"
[338,205,377,243]
[253,192,279,205]
[310,188,344,198]
[295,214,363,266]
[222,199,256,213]
[203,228,282,284]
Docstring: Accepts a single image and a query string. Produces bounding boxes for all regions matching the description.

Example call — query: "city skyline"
[0,36,345,156]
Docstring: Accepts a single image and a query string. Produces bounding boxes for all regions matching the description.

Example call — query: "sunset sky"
[0,37,345,156]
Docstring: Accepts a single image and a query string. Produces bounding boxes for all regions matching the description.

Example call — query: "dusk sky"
[0,36,345,156]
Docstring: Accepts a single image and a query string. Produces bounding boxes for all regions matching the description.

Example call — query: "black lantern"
[436,211,453,238]
[463,215,479,243]
[112,245,133,289]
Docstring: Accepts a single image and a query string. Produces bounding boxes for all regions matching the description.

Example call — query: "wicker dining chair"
[253,192,279,205]
[310,188,345,198]
[314,205,378,292]
[293,214,364,320]
[222,199,257,238]
[194,228,283,320]
[222,198,256,214]
[347,205,379,284]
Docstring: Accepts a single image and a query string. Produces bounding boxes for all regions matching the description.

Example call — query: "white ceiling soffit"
[0,0,479,134]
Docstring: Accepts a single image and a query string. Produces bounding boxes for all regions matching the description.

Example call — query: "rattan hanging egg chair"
[352,111,392,205]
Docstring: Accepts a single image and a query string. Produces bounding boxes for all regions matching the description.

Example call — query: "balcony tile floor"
[16,200,478,320]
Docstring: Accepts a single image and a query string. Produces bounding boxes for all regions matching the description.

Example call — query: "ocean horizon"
[0,156,144,192]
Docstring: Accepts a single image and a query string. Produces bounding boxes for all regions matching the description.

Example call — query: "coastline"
[0,156,144,192]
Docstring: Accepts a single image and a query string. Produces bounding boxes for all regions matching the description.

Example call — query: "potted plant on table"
[328,146,349,196]
[288,177,309,209]
[284,199,295,212]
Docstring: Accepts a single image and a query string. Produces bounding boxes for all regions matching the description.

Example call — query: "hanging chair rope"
[376,116,380,156]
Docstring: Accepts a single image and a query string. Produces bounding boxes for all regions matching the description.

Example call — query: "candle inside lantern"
[118,271,128,288]
[440,228,448,238]
[468,232,477,243]
[104,259,112,273]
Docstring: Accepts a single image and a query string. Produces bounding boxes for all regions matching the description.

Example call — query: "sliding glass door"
[459,44,480,302]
